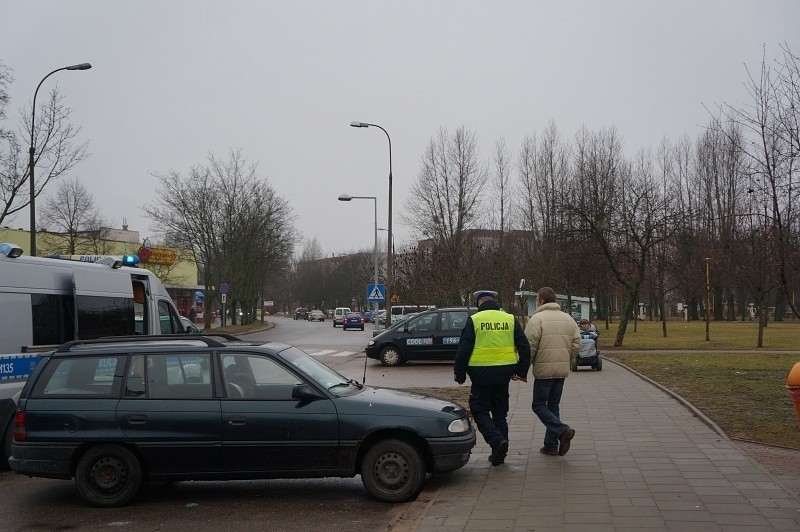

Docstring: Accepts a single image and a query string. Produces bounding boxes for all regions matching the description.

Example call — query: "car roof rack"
[55,333,244,353]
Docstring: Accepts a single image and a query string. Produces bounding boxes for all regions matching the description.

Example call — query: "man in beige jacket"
[524,287,581,456]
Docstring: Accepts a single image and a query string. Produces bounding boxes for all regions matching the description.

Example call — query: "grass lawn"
[595,318,800,350]
[409,320,800,450]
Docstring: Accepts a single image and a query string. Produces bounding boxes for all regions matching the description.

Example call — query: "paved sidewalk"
[412,359,800,531]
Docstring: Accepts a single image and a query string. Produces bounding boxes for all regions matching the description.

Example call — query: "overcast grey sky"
[2,1,799,256]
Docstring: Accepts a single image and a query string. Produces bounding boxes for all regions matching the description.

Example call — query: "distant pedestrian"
[524,287,581,456]
[454,290,531,466]
[188,307,197,323]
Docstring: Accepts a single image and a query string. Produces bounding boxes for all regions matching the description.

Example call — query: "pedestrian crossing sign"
[367,284,385,302]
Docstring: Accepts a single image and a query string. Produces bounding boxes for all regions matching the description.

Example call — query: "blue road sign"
[367,284,386,302]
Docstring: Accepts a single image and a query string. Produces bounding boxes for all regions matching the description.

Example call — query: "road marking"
[308,350,336,357]
[332,351,356,357]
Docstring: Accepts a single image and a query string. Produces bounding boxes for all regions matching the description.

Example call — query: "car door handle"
[127,415,147,424]
[228,416,247,425]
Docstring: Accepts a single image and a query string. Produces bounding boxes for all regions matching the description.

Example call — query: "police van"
[0,242,185,469]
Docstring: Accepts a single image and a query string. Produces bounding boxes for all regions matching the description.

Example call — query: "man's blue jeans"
[532,378,569,452]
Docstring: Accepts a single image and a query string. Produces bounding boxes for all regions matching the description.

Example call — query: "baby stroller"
[572,323,602,371]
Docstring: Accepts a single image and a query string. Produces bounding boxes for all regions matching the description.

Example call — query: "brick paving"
[408,359,800,531]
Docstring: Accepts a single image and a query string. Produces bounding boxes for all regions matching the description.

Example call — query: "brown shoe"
[558,428,575,456]
[539,447,558,456]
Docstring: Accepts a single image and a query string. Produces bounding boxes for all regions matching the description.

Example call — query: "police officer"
[454,290,531,466]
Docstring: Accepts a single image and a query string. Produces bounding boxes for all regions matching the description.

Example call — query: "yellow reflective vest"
[469,310,518,366]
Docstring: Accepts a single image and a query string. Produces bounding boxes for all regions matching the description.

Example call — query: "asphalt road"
[0,317,455,531]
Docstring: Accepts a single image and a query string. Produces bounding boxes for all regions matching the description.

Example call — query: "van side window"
[31,294,75,345]
[441,311,469,331]
[32,356,124,397]
[76,296,135,339]
[158,300,183,334]
[406,313,437,333]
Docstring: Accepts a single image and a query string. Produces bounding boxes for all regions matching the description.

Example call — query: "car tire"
[0,419,12,471]
[360,326,364,331]
[379,346,402,366]
[595,357,603,371]
[75,445,142,507]
[360,439,426,503]
[570,357,578,372]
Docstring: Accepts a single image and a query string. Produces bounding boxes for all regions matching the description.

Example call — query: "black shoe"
[490,439,508,466]
[558,428,575,456]
[540,447,558,456]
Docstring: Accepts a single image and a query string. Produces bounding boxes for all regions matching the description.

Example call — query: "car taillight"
[13,410,26,442]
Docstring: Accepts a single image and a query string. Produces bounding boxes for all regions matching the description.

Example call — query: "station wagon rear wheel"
[75,445,142,507]
[379,346,402,366]
[360,439,425,502]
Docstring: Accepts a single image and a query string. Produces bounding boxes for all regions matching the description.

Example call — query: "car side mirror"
[292,383,325,400]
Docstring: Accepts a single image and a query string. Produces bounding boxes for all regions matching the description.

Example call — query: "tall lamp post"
[338,194,380,333]
[351,121,392,326]
[29,63,92,256]
[705,257,711,341]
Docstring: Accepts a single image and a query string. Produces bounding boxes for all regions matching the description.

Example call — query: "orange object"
[787,362,800,425]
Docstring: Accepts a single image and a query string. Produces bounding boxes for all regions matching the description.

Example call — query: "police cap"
[473,290,498,302]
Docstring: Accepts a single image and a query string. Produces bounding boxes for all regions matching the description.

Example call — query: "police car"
[365,307,477,366]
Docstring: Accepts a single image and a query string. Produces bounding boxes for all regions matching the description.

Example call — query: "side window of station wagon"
[125,353,212,399]
[33,356,124,397]
[221,353,302,400]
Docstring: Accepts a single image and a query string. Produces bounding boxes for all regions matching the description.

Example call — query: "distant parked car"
[294,308,309,320]
[363,310,375,323]
[307,310,325,322]
[343,312,365,331]
[332,307,351,327]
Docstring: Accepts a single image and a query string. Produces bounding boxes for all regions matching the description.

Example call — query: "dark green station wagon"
[10,335,475,507]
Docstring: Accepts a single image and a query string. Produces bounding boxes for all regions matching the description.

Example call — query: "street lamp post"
[705,257,711,341]
[351,121,392,327]
[29,63,92,256]
[339,194,380,333]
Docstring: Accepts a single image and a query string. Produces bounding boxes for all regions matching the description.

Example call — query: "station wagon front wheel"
[75,445,142,507]
[360,439,426,502]
[379,346,402,366]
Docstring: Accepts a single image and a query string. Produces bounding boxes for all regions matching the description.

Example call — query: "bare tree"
[403,125,486,302]
[488,137,520,308]
[0,73,89,226]
[564,128,677,347]
[0,61,12,139]
[722,45,800,319]
[37,177,106,254]
[144,149,297,327]
[516,121,574,287]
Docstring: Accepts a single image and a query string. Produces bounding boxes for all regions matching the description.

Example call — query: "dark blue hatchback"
[10,335,475,507]
[342,312,365,331]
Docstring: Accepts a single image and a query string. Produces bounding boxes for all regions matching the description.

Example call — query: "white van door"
[73,269,136,338]
[73,269,134,299]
